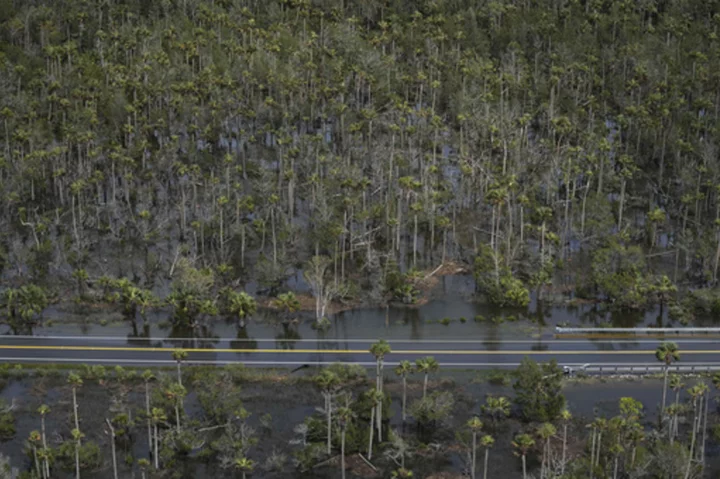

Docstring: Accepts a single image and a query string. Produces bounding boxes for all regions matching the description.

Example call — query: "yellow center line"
[0,345,719,355]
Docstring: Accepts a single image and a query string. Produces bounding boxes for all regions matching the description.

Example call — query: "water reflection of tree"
[610,309,644,328]
[275,323,301,350]
[230,327,257,351]
[401,308,421,341]
[162,323,220,350]
[314,328,339,351]
[481,323,501,351]
[126,320,163,348]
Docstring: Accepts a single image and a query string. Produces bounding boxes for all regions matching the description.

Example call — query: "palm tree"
[71,428,84,479]
[28,430,42,478]
[591,417,607,478]
[512,433,535,479]
[164,382,186,432]
[369,339,391,441]
[537,422,556,478]
[560,409,572,474]
[481,435,494,479]
[685,383,706,479]
[670,374,685,442]
[233,456,255,479]
[141,370,155,456]
[366,388,384,460]
[336,405,353,479]
[315,370,339,456]
[609,442,624,479]
[394,360,413,422]
[221,289,257,328]
[67,373,83,436]
[655,341,680,428]
[481,395,510,430]
[37,404,50,478]
[415,356,439,398]
[272,291,300,324]
[467,416,483,479]
[171,349,188,386]
[150,407,167,469]
[137,458,150,479]
[105,418,118,479]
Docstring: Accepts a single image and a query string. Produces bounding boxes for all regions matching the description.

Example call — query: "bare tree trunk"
[145,382,152,456]
[589,429,596,479]
[106,419,118,479]
[326,394,332,455]
[401,376,407,422]
[367,406,375,460]
[75,439,81,479]
[661,365,669,428]
[471,432,477,479]
[685,398,698,479]
[154,424,159,469]
[341,429,346,479]
[483,447,489,479]
[562,423,568,474]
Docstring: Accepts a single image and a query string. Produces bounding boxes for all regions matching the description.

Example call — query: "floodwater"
[3,275,701,345]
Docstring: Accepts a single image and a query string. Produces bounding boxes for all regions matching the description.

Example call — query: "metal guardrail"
[564,363,720,376]
[555,327,720,334]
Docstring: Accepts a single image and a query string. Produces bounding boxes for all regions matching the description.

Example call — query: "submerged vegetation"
[0,0,719,326]
[0,344,717,477]
[2,0,720,476]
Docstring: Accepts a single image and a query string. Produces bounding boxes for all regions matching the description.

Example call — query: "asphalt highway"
[0,335,719,369]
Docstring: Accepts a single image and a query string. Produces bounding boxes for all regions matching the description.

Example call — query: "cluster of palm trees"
[5,0,720,321]
[11,339,720,478]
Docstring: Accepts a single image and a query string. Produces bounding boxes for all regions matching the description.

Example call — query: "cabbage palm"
[315,370,339,456]
[150,407,167,469]
[415,356,439,398]
[481,435,494,479]
[366,388,384,460]
[171,349,188,386]
[537,422,556,478]
[369,339,391,441]
[67,373,83,435]
[655,341,680,427]
[394,360,413,422]
[71,428,84,479]
[512,433,535,479]
[467,416,483,479]
[37,404,50,478]
[481,395,510,430]
[560,409,572,473]
[233,456,255,479]
[141,370,155,456]
[336,405,354,479]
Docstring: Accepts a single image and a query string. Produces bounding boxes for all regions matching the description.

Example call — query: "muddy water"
[4,275,696,343]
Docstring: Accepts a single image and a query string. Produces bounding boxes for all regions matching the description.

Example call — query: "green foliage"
[0,285,48,329]
[55,439,102,472]
[218,288,257,323]
[513,358,566,423]
[474,244,530,308]
[385,263,422,304]
[408,391,454,427]
[590,236,653,309]
[324,363,367,383]
[687,288,720,315]
[0,400,15,440]
[109,278,156,319]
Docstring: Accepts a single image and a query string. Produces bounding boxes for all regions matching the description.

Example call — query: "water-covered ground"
[4,275,707,344]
